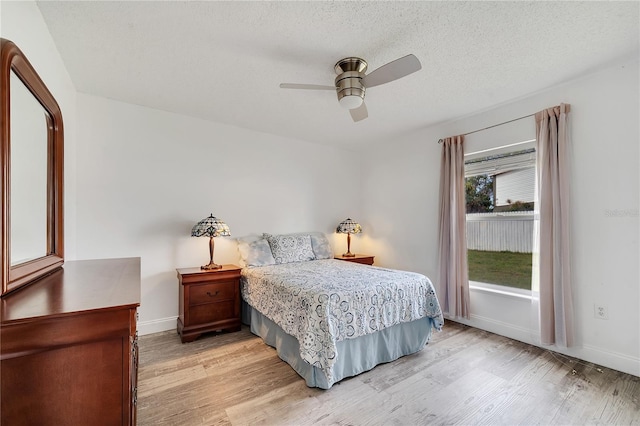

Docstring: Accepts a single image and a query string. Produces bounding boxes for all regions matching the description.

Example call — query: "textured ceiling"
[36,1,639,149]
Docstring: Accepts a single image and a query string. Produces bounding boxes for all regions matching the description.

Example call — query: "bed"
[237,232,444,389]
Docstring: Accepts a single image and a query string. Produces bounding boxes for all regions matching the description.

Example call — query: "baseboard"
[578,344,640,378]
[448,314,640,378]
[446,313,539,346]
[138,316,177,336]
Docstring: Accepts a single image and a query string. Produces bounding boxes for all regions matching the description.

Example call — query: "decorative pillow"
[263,233,316,264]
[237,236,275,268]
[309,232,333,259]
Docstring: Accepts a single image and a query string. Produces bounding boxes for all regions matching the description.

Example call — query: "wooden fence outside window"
[466,211,534,253]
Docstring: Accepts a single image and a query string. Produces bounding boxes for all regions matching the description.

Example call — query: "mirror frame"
[1,38,64,296]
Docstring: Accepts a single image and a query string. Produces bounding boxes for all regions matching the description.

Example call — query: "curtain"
[535,103,574,347]
[437,135,470,319]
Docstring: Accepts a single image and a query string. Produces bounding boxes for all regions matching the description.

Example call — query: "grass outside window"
[467,250,532,290]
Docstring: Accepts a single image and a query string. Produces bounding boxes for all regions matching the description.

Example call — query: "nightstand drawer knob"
[206,290,220,298]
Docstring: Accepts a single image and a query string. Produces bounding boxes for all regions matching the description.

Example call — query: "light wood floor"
[137,321,639,425]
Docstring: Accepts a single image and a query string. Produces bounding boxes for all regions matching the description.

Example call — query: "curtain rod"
[437,112,535,144]
[437,103,570,143]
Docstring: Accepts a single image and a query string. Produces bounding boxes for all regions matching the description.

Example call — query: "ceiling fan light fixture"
[339,94,364,109]
[336,71,365,110]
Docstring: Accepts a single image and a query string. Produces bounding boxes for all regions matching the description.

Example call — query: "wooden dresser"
[0,258,141,425]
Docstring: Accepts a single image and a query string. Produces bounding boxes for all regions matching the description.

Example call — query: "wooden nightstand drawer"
[189,281,236,306]
[189,300,237,324]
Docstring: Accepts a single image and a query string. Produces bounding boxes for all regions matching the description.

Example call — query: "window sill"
[469,281,533,301]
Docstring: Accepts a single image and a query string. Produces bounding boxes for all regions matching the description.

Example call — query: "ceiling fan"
[279,54,422,122]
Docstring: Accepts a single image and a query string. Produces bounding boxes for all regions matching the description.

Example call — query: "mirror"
[1,38,64,296]
[10,71,49,265]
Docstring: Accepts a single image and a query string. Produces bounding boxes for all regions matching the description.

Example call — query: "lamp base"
[201,262,223,270]
[342,252,356,257]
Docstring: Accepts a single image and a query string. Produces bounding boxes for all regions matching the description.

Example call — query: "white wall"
[1,0,78,260]
[75,94,361,334]
[361,57,640,377]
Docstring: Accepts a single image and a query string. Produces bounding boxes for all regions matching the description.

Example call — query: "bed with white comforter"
[241,258,443,388]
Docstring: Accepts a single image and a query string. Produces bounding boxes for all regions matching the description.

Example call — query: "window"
[465,146,535,291]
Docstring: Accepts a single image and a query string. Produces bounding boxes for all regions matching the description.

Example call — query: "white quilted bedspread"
[241,259,444,384]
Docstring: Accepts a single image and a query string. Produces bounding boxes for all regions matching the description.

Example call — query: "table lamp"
[191,214,231,270]
[336,218,362,257]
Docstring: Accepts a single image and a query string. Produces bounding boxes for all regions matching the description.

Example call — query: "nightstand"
[334,254,375,265]
[176,265,242,343]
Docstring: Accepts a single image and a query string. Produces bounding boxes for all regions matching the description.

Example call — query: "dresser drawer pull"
[206,290,220,298]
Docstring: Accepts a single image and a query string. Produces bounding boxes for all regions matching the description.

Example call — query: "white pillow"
[237,236,275,268]
[309,232,333,259]
[263,233,315,264]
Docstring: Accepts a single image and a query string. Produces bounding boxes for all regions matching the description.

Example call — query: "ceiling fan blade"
[279,83,335,90]
[361,54,422,88]
[350,102,368,122]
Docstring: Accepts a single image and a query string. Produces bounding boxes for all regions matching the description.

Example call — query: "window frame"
[464,140,536,294]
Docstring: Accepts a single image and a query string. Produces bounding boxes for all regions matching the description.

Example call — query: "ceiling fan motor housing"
[335,71,365,104]
[335,57,368,108]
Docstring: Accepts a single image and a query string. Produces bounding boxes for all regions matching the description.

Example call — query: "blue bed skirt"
[242,301,435,389]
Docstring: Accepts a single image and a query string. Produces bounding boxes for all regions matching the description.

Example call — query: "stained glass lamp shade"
[336,218,362,257]
[191,214,231,270]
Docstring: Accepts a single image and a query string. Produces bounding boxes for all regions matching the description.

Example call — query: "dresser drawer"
[188,300,237,325]
[189,281,236,306]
